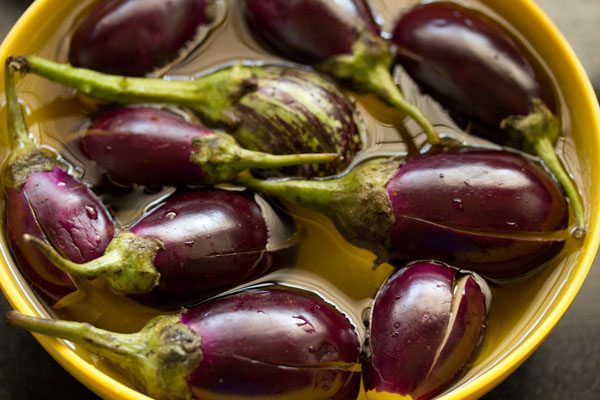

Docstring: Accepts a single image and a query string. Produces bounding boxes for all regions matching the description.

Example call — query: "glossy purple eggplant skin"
[69,0,215,76]
[5,166,114,304]
[81,107,209,186]
[386,149,568,279]
[391,2,555,138]
[363,262,487,400]
[129,190,293,308]
[243,0,379,64]
[183,287,361,399]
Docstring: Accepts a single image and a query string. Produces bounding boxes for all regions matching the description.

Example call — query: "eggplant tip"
[6,56,28,74]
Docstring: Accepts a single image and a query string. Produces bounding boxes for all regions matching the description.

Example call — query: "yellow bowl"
[1,0,599,399]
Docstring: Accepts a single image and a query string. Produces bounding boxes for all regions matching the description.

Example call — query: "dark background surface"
[0,1,599,399]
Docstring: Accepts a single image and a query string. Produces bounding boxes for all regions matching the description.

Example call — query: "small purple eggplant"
[2,61,114,304]
[26,190,298,308]
[363,261,489,400]
[12,58,362,178]
[240,149,568,279]
[242,0,439,144]
[391,2,584,232]
[81,105,342,186]
[70,0,223,76]
[6,286,361,399]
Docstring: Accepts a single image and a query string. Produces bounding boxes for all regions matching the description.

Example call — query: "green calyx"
[502,99,586,235]
[317,30,439,145]
[2,59,58,189]
[25,231,163,294]
[9,55,258,129]
[6,311,201,400]
[237,158,399,262]
[190,132,340,184]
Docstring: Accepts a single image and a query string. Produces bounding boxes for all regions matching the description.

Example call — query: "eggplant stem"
[24,232,161,294]
[367,64,440,145]
[534,137,586,237]
[4,59,36,151]
[24,234,123,278]
[238,158,398,260]
[317,32,439,145]
[5,310,141,353]
[191,132,340,184]
[237,174,342,211]
[5,311,201,400]
[501,100,585,236]
[12,55,257,128]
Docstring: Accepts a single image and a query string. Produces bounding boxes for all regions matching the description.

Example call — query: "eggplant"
[11,57,363,178]
[2,61,114,304]
[26,190,298,308]
[6,286,361,400]
[242,0,439,144]
[239,149,568,279]
[81,106,341,186]
[363,261,489,400]
[391,2,584,232]
[70,0,222,76]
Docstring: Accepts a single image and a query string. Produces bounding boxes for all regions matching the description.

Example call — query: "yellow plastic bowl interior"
[1,0,599,399]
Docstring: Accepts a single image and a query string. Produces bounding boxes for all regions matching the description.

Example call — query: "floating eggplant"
[11,57,363,178]
[6,286,361,399]
[2,61,114,304]
[363,261,489,400]
[26,190,298,308]
[82,106,341,186]
[391,2,584,232]
[242,0,439,144]
[70,0,222,76]
[239,149,568,279]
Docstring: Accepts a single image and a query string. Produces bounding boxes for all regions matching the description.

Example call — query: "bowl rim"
[1,0,600,399]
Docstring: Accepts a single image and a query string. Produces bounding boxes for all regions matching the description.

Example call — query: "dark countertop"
[1,1,599,399]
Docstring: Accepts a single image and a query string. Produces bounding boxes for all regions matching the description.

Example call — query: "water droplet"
[165,212,176,220]
[505,221,518,228]
[85,206,98,220]
[439,173,445,178]
[452,198,463,210]
[105,145,112,151]
[393,322,401,329]
[184,240,194,247]
[57,182,66,187]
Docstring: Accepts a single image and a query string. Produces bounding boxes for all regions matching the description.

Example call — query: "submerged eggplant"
[242,0,439,144]
[6,286,361,400]
[70,0,222,76]
[2,61,114,304]
[363,261,489,400]
[12,58,363,178]
[27,190,298,308]
[82,106,341,186]
[391,2,584,232]
[240,149,568,279]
